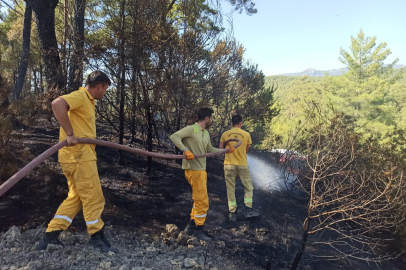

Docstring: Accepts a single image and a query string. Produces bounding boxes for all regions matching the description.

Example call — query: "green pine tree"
[339,29,399,81]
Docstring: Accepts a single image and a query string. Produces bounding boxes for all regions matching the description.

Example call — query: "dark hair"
[197,108,214,121]
[85,71,111,87]
[232,115,242,125]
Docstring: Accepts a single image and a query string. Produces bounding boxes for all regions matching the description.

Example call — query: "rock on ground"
[0,224,259,270]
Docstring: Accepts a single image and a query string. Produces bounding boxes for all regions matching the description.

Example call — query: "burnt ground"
[1,118,406,270]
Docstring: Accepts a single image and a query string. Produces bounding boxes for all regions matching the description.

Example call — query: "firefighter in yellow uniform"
[170,108,235,241]
[36,71,117,253]
[220,115,259,221]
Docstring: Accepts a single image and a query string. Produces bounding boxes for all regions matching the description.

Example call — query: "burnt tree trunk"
[146,104,153,175]
[39,62,44,93]
[291,215,312,270]
[15,4,32,100]
[137,68,153,176]
[61,0,68,78]
[68,0,86,92]
[27,0,65,93]
[130,0,138,144]
[117,0,126,165]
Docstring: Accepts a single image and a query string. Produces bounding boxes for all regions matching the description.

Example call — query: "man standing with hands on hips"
[36,71,118,253]
[170,108,235,241]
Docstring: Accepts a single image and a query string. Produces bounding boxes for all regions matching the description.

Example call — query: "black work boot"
[89,227,118,253]
[192,225,212,241]
[245,206,260,218]
[228,212,238,222]
[36,230,64,251]
[184,220,196,236]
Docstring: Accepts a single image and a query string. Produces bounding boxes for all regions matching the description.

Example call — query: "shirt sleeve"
[248,133,252,145]
[169,126,194,152]
[206,135,221,153]
[60,90,85,111]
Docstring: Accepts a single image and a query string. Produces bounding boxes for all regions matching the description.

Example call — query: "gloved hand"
[226,146,235,154]
[184,150,195,160]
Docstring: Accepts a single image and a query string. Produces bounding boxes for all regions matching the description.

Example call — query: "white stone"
[184,258,197,268]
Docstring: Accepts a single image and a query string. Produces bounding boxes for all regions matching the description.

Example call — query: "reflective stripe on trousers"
[224,165,254,212]
[47,161,105,235]
[185,169,209,226]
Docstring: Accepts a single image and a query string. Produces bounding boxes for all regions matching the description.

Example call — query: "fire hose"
[0,138,241,197]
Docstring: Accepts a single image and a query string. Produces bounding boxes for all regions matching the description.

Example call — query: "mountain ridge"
[277,64,405,77]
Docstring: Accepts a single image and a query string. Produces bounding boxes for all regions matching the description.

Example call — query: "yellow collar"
[79,87,94,101]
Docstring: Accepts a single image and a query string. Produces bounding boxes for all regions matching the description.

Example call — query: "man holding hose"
[170,108,235,241]
[219,115,259,221]
[36,71,117,253]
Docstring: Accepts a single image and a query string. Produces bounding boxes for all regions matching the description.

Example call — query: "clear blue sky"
[222,0,406,76]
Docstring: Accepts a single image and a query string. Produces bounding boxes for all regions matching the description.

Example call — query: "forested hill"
[264,66,406,100]
[270,64,405,77]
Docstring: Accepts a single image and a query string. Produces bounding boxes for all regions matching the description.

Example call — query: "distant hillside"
[281,68,348,77]
[264,65,406,96]
[264,75,322,98]
[278,64,405,77]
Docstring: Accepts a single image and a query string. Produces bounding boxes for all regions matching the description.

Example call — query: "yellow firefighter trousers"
[224,165,254,213]
[47,161,105,235]
[185,170,209,226]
